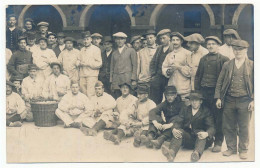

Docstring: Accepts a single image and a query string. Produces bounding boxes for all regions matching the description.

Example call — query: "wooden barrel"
[31,101,58,127]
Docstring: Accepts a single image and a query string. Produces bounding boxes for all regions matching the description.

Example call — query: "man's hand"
[131,80,137,87]
[166,68,174,76]
[153,120,163,131]
[197,131,209,139]
[94,110,102,118]
[216,99,222,109]
[161,123,173,131]
[172,128,182,139]
[248,101,254,112]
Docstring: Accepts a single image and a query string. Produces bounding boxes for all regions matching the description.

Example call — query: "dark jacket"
[53,45,65,58]
[6,27,23,52]
[214,58,254,101]
[99,50,113,80]
[149,95,185,124]
[194,53,229,90]
[150,43,174,77]
[176,104,215,138]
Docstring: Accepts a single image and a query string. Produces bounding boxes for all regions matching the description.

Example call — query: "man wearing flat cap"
[78,31,102,97]
[162,91,215,162]
[6,14,23,52]
[215,40,253,159]
[149,29,174,105]
[91,33,103,51]
[185,33,209,90]
[58,37,80,82]
[7,36,33,79]
[110,32,138,98]
[131,35,142,52]
[195,36,229,153]
[53,32,66,57]
[98,36,114,94]
[26,32,39,54]
[141,86,185,149]
[35,21,50,43]
[219,29,241,60]
[42,62,70,101]
[137,30,157,92]
[162,32,192,104]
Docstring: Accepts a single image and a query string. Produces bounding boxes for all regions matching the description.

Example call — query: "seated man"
[80,81,117,136]
[10,74,24,96]
[42,62,70,101]
[6,81,27,127]
[102,82,138,144]
[161,91,215,162]
[55,80,94,128]
[141,86,185,149]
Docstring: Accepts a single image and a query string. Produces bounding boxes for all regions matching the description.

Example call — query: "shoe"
[146,140,153,148]
[133,134,141,147]
[191,151,200,162]
[64,124,71,128]
[103,131,113,140]
[140,135,149,146]
[222,150,237,156]
[239,152,248,160]
[212,145,222,153]
[80,127,97,136]
[71,122,81,128]
[151,139,163,149]
[109,134,121,145]
[161,145,175,162]
[9,121,22,127]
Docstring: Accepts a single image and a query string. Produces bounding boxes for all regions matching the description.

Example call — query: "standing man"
[47,32,57,49]
[195,36,229,153]
[98,36,113,94]
[149,29,173,104]
[7,36,33,78]
[78,31,102,97]
[58,37,80,82]
[185,33,208,90]
[130,35,142,52]
[215,40,253,159]
[53,32,66,57]
[35,22,49,42]
[137,30,157,92]
[162,32,192,103]
[26,32,39,54]
[91,33,103,51]
[6,14,23,52]
[110,32,137,98]
[219,29,241,60]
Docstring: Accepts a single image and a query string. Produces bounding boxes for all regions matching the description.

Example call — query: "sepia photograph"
[4,1,255,164]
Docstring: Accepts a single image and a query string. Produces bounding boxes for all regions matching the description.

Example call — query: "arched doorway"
[84,5,132,36]
[20,5,64,33]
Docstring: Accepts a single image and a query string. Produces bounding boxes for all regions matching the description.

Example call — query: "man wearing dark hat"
[35,21,50,42]
[6,14,23,52]
[161,91,215,162]
[58,37,80,82]
[137,30,157,91]
[53,32,66,57]
[141,86,185,149]
[219,29,241,60]
[98,36,114,94]
[10,74,23,96]
[7,36,33,79]
[26,32,39,54]
[150,29,174,104]
[47,32,57,50]
[110,32,137,98]
[6,80,27,127]
[215,40,253,159]
[80,81,117,136]
[195,36,229,153]
[162,32,192,104]
[42,62,70,101]
[185,33,209,90]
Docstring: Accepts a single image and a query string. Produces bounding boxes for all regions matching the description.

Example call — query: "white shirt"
[6,92,26,115]
[235,57,246,69]
[163,45,170,53]
[59,44,65,51]
[118,45,126,54]
[9,27,16,31]
[91,92,116,112]
[106,50,112,57]
[192,108,199,116]
[219,43,235,60]
[22,76,44,100]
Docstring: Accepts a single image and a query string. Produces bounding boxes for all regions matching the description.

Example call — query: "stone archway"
[232,4,248,25]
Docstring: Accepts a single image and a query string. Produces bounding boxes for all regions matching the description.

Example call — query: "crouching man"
[141,86,185,149]
[80,81,117,136]
[55,80,93,128]
[161,91,215,162]
[6,81,27,127]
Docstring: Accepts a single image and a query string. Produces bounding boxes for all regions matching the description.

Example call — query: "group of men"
[6,14,254,162]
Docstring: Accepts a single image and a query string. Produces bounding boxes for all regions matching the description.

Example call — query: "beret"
[137,84,149,94]
[28,64,39,71]
[164,86,177,95]
[37,21,49,27]
[231,40,249,48]
[46,32,57,38]
[95,81,104,88]
[57,32,65,37]
[6,80,15,87]
[205,36,222,45]
[81,31,91,38]
[143,29,156,37]
[118,82,131,88]
[223,29,241,40]
[130,35,142,44]
[38,37,48,43]
[103,36,113,43]
[17,36,27,42]
[113,32,128,38]
[91,33,103,38]
[184,33,205,44]
[157,29,171,37]
[26,32,36,40]
[171,32,185,41]
[64,37,75,42]
[188,90,204,100]
[10,74,24,81]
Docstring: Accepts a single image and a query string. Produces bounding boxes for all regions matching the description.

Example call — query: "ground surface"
[6,120,254,163]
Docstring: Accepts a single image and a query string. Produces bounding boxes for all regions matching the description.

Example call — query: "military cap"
[10,74,24,82]
[24,18,34,23]
[95,80,104,88]
[223,29,241,40]
[184,33,205,44]
[82,31,91,38]
[188,90,204,100]
[130,35,142,44]
[170,32,185,41]
[157,29,171,37]
[50,62,62,69]
[143,29,156,37]
[164,86,177,95]
[205,36,222,45]
[57,32,65,38]
[137,85,149,94]
[64,37,75,43]
[17,36,27,42]
[77,39,84,45]
[37,21,49,27]
[231,40,249,48]
[118,82,131,88]
[91,33,103,38]
[46,32,57,38]
[28,64,39,71]
[38,37,48,43]
[26,32,36,40]
[6,80,15,87]
[113,32,128,38]
[103,36,113,43]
